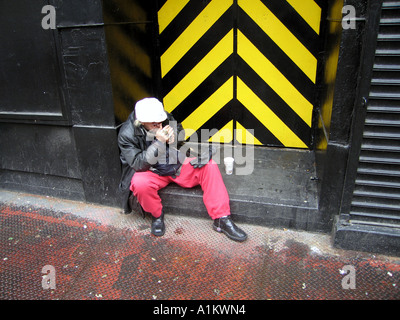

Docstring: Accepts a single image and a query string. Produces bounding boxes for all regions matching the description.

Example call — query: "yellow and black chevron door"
[158,0,323,148]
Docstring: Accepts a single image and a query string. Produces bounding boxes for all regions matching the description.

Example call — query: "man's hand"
[155,125,175,144]
[190,145,217,168]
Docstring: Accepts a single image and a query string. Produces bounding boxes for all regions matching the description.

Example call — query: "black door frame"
[339,0,383,218]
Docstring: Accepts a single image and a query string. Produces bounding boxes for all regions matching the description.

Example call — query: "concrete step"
[159,144,324,232]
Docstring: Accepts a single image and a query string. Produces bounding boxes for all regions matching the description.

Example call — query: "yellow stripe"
[238,0,317,83]
[237,77,307,148]
[158,0,190,34]
[163,29,234,113]
[236,121,263,145]
[110,61,150,102]
[160,0,233,77]
[209,120,234,144]
[237,30,313,127]
[113,95,133,122]
[182,77,233,140]
[104,22,152,78]
[286,0,321,35]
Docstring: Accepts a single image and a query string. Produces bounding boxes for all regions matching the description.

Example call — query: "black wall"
[0,0,379,226]
[314,0,370,229]
[0,0,121,207]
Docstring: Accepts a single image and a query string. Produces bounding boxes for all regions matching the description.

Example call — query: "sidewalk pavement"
[0,189,399,301]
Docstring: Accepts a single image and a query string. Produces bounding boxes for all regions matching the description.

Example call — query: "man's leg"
[130,171,170,218]
[130,171,170,236]
[174,158,230,219]
[175,158,247,241]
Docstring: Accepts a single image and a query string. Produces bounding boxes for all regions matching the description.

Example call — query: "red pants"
[130,158,230,219]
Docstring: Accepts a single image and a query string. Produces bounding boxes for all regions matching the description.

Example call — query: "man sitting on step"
[117,97,247,242]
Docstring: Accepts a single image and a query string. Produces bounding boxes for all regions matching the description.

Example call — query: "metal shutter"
[349,0,400,228]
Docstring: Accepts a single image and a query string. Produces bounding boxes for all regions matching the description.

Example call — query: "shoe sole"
[151,223,165,237]
[212,225,247,242]
[152,230,165,237]
[151,225,165,237]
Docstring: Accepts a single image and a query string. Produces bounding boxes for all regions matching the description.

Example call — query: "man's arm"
[118,132,152,172]
[118,125,169,171]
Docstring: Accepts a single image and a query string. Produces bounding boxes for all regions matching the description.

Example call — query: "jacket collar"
[128,111,145,137]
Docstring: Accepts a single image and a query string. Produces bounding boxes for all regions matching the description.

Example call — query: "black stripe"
[112,87,136,111]
[109,22,154,57]
[112,75,155,108]
[194,100,236,142]
[192,100,285,146]
[236,57,311,147]
[161,7,233,94]
[111,52,153,94]
[313,0,325,10]
[237,104,284,147]
[238,8,315,104]
[171,56,234,123]
[156,0,168,11]
[260,0,320,56]
[159,1,210,55]
[108,28,154,84]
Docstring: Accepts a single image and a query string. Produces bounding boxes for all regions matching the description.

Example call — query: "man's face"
[142,121,163,132]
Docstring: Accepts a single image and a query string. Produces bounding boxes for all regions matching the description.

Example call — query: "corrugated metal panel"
[350,0,400,228]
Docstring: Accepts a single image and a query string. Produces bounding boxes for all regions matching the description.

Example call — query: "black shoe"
[151,212,165,237]
[213,216,247,242]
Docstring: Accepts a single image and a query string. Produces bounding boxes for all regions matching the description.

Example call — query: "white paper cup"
[224,157,234,175]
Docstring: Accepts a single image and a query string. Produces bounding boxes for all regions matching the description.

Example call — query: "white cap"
[135,98,167,123]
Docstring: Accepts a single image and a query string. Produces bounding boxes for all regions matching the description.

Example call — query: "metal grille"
[350,0,400,228]
[1,192,400,300]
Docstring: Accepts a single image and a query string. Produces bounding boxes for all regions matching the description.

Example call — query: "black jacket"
[117,110,185,212]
